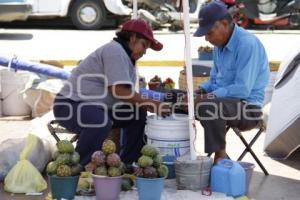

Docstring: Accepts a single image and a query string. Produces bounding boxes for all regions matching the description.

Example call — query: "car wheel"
[71,0,106,30]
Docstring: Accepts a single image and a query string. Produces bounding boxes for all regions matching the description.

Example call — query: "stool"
[47,120,79,143]
[47,120,121,151]
[208,120,269,176]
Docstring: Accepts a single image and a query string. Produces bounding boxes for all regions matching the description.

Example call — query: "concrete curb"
[33,60,281,71]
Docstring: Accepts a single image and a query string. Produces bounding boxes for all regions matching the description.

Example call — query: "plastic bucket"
[175,155,212,191]
[1,70,31,116]
[92,174,122,200]
[163,155,176,179]
[136,177,165,200]
[48,175,79,200]
[146,114,190,157]
[239,161,255,194]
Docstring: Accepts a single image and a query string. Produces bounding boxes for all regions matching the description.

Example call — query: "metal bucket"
[174,155,212,191]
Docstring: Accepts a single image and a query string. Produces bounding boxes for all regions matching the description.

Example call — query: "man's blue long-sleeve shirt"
[201,25,270,107]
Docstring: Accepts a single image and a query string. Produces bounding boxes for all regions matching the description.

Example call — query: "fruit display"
[148,75,163,90]
[198,45,213,53]
[46,140,82,177]
[162,77,175,91]
[134,144,169,178]
[87,139,124,177]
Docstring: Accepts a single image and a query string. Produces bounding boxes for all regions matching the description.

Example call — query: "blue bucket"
[163,155,176,179]
[48,175,79,200]
[136,177,165,200]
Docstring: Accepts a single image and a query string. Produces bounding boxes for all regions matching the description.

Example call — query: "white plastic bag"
[4,134,47,193]
[0,135,51,181]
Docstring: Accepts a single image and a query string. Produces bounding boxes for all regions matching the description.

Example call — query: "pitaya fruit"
[71,152,80,164]
[108,167,122,177]
[153,155,163,167]
[91,151,106,166]
[141,145,159,158]
[133,167,144,177]
[56,153,71,165]
[94,166,108,176]
[138,155,153,168]
[57,165,72,177]
[106,153,121,167]
[71,164,83,176]
[101,140,116,155]
[52,150,60,160]
[46,161,58,175]
[157,165,169,178]
[57,140,74,153]
[143,166,158,178]
[85,162,97,173]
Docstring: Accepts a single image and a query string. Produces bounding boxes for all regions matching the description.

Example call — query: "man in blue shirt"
[193,1,269,163]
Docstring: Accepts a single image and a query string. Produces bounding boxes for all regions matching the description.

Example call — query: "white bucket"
[1,70,31,116]
[145,114,190,157]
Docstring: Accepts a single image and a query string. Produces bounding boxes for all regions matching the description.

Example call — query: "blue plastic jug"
[211,159,246,197]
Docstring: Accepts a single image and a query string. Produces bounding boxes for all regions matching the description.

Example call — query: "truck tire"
[71,0,106,30]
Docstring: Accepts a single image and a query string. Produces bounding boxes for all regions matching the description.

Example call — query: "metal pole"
[182,0,197,160]
[132,0,138,19]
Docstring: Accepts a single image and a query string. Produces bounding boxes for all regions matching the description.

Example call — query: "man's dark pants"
[196,98,262,154]
[53,95,146,166]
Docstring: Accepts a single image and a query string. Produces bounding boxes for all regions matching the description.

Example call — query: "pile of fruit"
[134,145,168,178]
[198,45,213,53]
[85,139,125,177]
[46,140,82,177]
[148,75,163,90]
[162,77,175,90]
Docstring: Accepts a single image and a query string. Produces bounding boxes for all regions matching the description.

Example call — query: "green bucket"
[48,175,79,200]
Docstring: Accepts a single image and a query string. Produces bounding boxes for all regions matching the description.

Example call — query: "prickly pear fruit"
[101,140,116,155]
[57,165,72,177]
[121,178,132,191]
[78,178,90,190]
[57,140,74,153]
[106,153,121,167]
[141,145,159,158]
[153,155,163,167]
[138,155,153,168]
[56,153,71,165]
[71,163,83,176]
[91,151,106,166]
[85,162,97,173]
[143,166,158,178]
[80,171,91,178]
[133,167,144,177]
[52,150,60,160]
[46,161,58,175]
[70,152,80,164]
[157,165,169,178]
[108,167,122,177]
[94,166,108,176]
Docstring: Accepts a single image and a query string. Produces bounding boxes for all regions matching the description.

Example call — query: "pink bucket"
[92,174,122,200]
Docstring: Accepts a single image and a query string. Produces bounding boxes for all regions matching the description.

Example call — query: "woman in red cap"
[53,19,170,166]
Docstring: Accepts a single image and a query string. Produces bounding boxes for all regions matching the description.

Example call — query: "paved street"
[0,27,300,200]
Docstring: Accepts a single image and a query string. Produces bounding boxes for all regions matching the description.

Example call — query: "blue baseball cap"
[194,1,228,37]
